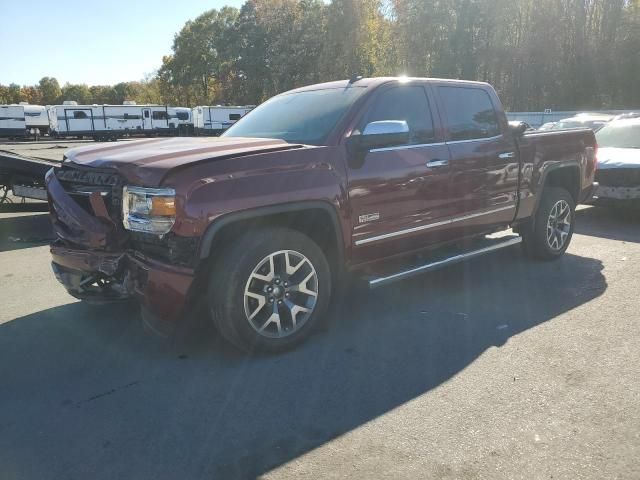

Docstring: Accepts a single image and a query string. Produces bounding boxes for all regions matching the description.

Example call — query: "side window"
[152,111,168,120]
[364,86,435,144]
[73,111,87,119]
[229,113,241,121]
[438,87,500,141]
[176,111,189,121]
[124,113,141,120]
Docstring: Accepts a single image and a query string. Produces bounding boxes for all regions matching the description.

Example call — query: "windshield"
[596,121,640,148]
[222,86,366,145]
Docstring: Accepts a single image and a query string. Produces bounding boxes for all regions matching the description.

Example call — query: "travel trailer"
[192,106,253,135]
[172,107,194,135]
[0,105,27,137]
[48,102,192,140]
[23,104,49,134]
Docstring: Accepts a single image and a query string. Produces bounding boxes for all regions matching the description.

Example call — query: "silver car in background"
[553,114,613,132]
[593,118,640,204]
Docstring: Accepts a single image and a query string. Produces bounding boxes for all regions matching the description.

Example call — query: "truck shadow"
[0,250,606,479]
[575,205,640,243]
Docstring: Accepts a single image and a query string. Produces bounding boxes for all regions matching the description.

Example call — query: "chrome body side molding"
[354,204,515,246]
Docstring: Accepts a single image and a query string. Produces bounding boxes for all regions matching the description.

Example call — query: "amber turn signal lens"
[150,196,176,216]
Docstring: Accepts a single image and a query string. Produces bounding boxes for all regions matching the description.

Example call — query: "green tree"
[38,77,62,104]
[321,0,391,79]
[7,83,23,103]
[60,83,92,104]
[159,6,240,105]
[89,85,115,104]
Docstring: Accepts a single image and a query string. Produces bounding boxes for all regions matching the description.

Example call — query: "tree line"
[2,0,639,111]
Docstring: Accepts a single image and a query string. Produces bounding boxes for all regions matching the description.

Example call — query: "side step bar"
[369,236,522,289]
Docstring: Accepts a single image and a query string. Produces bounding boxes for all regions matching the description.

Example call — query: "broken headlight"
[122,186,176,235]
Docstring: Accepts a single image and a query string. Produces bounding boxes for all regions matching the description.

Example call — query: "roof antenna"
[349,74,363,84]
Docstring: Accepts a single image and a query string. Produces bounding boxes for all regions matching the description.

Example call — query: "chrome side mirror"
[346,120,410,168]
[358,120,410,150]
[509,121,529,137]
[362,120,409,137]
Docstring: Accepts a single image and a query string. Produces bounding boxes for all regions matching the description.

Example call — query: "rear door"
[435,84,519,238]
[347,83,453,263]
[65,108,94,134]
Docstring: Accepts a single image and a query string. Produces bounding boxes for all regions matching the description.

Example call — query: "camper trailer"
[23,104,49,134]
[48,102,190,140]
[0,105,27,137]
[192,106,253,135]
[172,107,193,135]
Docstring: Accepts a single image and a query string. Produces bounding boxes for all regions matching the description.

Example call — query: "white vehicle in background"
[551,113,613,132]
[593,118,640,205]
[48,101,192,141]
[0,105,27,137]
[538,121,558,131]
[192,105,254,135]
[172,107,194,135]
[23,104,49,135]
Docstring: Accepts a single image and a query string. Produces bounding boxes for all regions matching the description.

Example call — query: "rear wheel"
[521,187,575,260]
[208,227,331,353]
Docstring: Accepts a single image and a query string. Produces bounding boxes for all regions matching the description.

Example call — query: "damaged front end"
[46,164,196,334]
[50,248,132,302]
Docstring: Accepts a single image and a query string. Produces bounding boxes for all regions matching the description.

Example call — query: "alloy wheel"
[243,250,319,338]
[546,199,572,250]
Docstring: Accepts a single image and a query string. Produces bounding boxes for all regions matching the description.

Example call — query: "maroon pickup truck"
[46,77,597,352]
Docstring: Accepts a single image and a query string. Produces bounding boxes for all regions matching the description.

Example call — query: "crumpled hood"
[64,136,303,185]
[597,147,640,170]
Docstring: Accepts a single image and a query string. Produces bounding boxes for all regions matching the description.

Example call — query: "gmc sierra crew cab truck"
[46,77,597,352]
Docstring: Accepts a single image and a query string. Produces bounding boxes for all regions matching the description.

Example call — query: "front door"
[347,84,454,263]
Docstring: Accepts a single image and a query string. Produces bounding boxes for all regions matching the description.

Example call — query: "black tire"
[521,187,575,260]
[208,227,332,353]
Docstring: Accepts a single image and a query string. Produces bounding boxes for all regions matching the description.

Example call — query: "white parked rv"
[0,105,26,137]
[48,103,192,140]
[192,106,253,135]
[172,107,194,135]
[23,104,49,134]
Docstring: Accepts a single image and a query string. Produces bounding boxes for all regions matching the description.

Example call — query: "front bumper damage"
[46,168,196,335]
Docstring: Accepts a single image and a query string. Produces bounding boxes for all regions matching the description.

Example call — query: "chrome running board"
[368,235,522,289]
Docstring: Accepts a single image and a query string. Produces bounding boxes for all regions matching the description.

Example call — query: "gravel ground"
[0,204,638,480]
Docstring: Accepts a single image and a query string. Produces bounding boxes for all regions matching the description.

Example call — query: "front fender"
[161,146,351,261]
[198,200,345,262]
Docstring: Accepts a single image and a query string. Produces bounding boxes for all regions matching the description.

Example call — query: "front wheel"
[208,227,332,353]
[521,187,575,260]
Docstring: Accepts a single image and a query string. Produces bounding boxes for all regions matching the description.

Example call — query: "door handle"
[498,152,516,159]
[426,159,449,168]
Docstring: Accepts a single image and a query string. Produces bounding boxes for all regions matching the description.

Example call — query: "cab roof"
[282,77,492,95]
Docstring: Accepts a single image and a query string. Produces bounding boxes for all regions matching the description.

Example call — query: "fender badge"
[359,213,380,223]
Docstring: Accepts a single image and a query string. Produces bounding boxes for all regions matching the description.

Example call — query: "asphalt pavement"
[0,204,638,479]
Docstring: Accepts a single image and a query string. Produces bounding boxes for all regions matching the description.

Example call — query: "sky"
[0,0,245,86]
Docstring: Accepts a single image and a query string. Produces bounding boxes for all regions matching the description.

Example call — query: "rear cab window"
[362,85,436,145]
[438,86,501,141]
